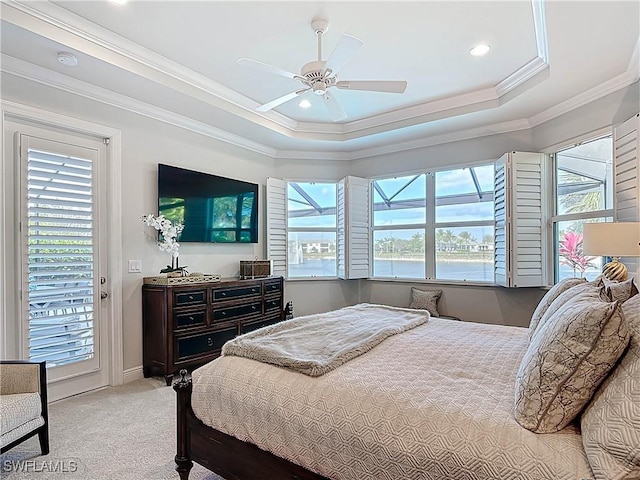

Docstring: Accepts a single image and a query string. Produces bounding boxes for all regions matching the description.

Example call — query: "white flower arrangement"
[141,214,184,259]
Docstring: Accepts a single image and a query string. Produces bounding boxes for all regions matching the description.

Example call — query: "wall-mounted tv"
[158,164,259,243]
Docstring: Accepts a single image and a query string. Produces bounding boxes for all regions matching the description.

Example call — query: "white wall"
[1,74,277,371]
[360,281,545,327]
[2,69,637,374]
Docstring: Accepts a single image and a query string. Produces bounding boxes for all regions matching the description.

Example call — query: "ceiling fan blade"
[322,34,364,76]
[322,91,348,121]
[256,88,310,112]
[237,58,300,80]
[336,80,408,93]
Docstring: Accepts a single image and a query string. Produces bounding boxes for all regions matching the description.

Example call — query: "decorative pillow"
[514,295,629,433]
[605,277,639,303]
[409,288,441,317]
[581,294,640,480]
[529,277,587,338]
[529,278,604,342]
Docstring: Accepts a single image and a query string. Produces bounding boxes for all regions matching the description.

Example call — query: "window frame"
[370,161,496,284]
[549,133,615,282]
[285,180,339,280]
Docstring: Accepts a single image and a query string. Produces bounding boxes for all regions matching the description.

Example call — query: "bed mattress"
[191,311,593,480]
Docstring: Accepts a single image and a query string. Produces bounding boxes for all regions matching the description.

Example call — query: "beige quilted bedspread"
[192,308,594,480]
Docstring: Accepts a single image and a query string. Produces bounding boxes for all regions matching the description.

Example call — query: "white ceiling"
[1,1,638,159]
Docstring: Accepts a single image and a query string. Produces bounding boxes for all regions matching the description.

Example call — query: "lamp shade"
[582,222,640,257]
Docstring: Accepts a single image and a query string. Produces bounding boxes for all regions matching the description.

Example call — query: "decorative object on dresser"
[141,213,186,275]
[142,276,284,385]
[143,273,221,286]
[582,222,640,281]
[239,259,272,279]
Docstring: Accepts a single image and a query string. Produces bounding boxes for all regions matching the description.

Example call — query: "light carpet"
[0,378,222,480]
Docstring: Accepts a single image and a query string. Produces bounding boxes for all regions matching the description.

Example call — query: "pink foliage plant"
[558,231,596,275]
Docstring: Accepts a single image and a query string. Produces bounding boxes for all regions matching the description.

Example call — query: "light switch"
[128,260,142,273]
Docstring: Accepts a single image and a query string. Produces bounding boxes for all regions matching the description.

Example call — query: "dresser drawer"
[242,316,280,334]
[212,284,261,301]
[264,281,282,294]
[175,326,237,362]
[264,297,282,312]
[174,289,207,306]
[173,309,207,329]
[213,301,262,322]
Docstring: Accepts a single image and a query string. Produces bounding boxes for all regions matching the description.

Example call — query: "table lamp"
[582,222,640,281]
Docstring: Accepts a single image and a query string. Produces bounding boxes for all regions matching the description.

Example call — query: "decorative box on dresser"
[142,276,284,385]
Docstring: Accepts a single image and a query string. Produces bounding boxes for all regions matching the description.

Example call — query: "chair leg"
[38,426,50,455]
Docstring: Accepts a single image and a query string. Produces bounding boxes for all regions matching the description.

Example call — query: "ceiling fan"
[237,17,408,121]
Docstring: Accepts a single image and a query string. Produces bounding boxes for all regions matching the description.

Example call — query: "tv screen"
[158,164,258,243]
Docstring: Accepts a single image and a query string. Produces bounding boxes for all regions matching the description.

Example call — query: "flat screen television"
[158,164,259,243]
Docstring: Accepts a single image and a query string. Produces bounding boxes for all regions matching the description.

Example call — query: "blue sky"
[287,165,495,229]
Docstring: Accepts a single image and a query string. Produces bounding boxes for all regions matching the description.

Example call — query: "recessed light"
[299,99,312,108]
[469,44,491,57]
[110,0,129,4]
[57,52,78,67]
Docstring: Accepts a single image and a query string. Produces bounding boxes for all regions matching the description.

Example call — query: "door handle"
[100,291,109,299]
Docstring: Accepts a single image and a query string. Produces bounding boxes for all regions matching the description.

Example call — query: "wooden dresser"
[142,276,284,385]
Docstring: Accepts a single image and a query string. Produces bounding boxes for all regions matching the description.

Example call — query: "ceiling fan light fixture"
[312,82,327,95]
[469,44,491,57]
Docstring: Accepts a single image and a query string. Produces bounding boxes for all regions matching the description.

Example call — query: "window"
[371,164,495,282]
[286,182,337,278]
[552,135,614,281]
[372,174,426,278]
[434,166,494,282]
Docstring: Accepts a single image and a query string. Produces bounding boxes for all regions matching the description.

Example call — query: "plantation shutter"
[494,152,547,287]
[337,179,346,278]
[25,148,96,366]
[613,113,640,279]
[494,157,508,286]
[337,176,370,279]
[266,177,287,277]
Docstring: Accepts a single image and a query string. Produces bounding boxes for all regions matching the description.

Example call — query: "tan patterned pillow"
[529,277,587,339]
[514,295,629,433]
[605,277,639,303]
[530,279,604,342]
[409,288,441,317]
[581,294,640,480]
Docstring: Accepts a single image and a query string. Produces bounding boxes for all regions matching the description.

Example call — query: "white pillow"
[514,294,629,433]
[530,278,603,342]
[581,294,640,479]
[528,277,587,339]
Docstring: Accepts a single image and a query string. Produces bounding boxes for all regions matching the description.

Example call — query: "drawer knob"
[189,316,194,321]
[221,292,226,296]
[188,295,194,300]
[207,337,213,347]
[222,311,226,316]
[252,305,256,310]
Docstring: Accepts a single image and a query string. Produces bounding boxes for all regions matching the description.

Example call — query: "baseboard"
[123,366,144,384]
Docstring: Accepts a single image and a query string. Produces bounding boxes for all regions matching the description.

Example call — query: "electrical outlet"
[128,260,142,273]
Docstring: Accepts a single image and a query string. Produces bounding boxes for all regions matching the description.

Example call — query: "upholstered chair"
[0,361,49,455]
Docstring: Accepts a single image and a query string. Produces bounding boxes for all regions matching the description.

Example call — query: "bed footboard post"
[173,369,193,480]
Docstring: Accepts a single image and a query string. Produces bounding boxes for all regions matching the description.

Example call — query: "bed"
[174,286,640,480]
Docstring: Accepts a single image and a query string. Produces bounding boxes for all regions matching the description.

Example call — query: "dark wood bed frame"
[173,370,328,480]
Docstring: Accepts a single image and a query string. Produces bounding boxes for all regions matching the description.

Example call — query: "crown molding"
[0,54,277,158]
[528,70,638,128]
[3,0,551,142]
[347,119,533,160]
[1,1,636,161]
[2,51,636,162]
